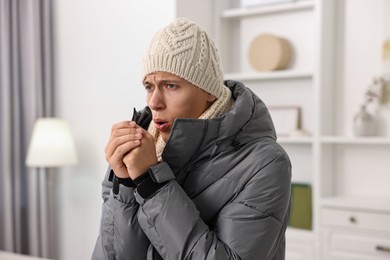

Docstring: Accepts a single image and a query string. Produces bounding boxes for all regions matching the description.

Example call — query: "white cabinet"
[176,0,390,259]
[321,199,390,259]
[286,229,316,260]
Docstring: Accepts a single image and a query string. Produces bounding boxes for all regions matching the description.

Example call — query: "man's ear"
[207,94,217,102]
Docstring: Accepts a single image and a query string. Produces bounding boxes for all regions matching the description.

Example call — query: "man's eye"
[144,85,153,92]
[166,84,176,89]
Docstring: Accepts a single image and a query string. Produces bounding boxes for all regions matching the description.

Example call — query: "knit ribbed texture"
[148,86,234,161]
[142,18,225,98]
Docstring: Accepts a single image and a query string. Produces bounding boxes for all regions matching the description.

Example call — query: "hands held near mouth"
[105,121,158,180]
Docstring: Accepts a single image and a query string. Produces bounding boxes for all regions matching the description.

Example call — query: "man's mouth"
[154,120,172,132]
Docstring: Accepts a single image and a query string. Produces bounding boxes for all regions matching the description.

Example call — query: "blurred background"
[1,0,389,259]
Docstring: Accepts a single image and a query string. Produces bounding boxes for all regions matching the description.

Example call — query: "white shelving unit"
[177,0,390,259]
[318,5,390,254]
[317,0,390,259]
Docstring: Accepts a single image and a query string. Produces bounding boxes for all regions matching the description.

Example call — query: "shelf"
[224,71,313,81]
[321,136,390,145]
[222,1,315,19]
[321,196,390,213]
[278,137,314,144]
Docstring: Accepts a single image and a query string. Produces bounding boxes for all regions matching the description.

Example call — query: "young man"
[93,18,291,260]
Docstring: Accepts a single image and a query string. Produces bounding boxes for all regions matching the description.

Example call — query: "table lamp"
[25,117,77,259]
[26,118,77,167]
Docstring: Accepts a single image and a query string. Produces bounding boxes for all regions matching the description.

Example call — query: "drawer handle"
[349,216,357,224]
[376,245,390,253]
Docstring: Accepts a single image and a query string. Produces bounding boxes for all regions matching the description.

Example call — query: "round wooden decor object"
[248,34,292,72]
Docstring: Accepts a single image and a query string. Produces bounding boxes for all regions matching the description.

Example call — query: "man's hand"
[123,128,158,180]
[105,121,143,178]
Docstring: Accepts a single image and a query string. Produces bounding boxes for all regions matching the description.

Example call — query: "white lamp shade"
[26,118,78,167]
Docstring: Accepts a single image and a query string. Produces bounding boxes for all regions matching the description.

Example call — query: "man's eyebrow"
[143,78,180,85]
[143,80,150,85]
[159,79,180,84]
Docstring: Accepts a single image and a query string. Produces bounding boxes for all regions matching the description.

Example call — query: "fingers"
[111,120,136,130]
[105,130,142,155]
[122,130,159,179]
[106,122,141,153]
[108,121,140,141]
[105,121,145,178]
[105,136,141,160]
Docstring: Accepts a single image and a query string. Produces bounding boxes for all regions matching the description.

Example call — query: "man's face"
[143,72,216,142]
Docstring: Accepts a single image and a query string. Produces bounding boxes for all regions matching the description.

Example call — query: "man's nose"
[148,88,165,111]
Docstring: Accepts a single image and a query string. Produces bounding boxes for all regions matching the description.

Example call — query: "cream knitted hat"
[142,18,226,98]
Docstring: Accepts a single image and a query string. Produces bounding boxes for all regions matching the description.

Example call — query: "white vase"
[353,105,377,136]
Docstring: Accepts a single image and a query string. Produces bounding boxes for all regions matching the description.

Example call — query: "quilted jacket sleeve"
[92,168,150,260]
[135,153,291,260]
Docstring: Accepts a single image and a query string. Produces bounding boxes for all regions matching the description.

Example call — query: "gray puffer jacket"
[92,80,291,260]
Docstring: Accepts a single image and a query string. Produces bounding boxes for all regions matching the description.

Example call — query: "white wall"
[54,1,175,259]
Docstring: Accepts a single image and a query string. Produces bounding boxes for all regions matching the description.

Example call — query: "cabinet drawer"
[330,232,390,258]
[286,228,315,260]
[322,208,390,232]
